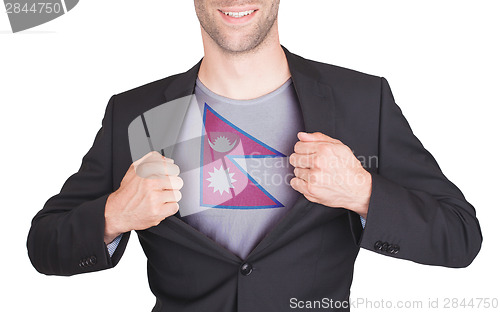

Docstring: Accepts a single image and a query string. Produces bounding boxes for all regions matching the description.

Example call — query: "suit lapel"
[283,46,336,136]
[154,47,338,260]
[162,60,201,103]
[156,61,202,158]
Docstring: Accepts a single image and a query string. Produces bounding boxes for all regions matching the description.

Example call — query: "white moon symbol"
[208,136,238,153]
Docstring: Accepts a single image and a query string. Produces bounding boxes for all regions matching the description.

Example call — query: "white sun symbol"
[207,165,237,195]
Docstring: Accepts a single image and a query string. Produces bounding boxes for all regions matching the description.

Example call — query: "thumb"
[133,151,161,167]
[297,132,341,144]
[132,151,173,170]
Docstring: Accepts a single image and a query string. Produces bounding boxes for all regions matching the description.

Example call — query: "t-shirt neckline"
[195,77,293,106]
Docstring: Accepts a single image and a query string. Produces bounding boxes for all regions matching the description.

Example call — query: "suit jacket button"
[387,244,394,253]
[374,241,383,250]
[381,242,389,252]
[393,245,400,254]
[89,256,97,265]
[240,263,253,276]
[80,258,88,267]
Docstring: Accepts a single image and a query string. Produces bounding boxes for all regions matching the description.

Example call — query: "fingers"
[290,176,306,192]
[289,153,316,168]
[293,141,338,154]
[164,158,174,164]
[294,167,324,186]
[136,160,180,178]
[133,151,157,166]
[290,177,317,202]
[293,167,312,182]
[297,132,342,144]
[144,175,183,192]
[294,135,344,156]
[133,151,174,169]
[293,141,316,154]
[160,175,184,190]
[141,151,175,165]
[134,151,164,165]
[162,202,180,216]
[158,189,182,203]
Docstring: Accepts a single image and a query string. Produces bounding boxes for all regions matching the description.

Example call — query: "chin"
[219,36,261,54]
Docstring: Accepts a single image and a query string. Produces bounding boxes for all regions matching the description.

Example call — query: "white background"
[1,0,499,311]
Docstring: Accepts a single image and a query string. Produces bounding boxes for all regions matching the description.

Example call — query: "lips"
[218,8,258,24]
[220,9,256,18]
[4,0,79,33]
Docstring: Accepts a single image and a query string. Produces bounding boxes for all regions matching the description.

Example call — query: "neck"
[198,24,291,100]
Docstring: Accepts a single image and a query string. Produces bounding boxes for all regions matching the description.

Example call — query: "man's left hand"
[289,132,372,219]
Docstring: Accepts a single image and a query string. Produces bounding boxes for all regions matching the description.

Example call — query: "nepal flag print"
[201,103,285,209]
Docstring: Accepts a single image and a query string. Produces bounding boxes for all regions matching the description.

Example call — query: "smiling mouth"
[219,9,257,18]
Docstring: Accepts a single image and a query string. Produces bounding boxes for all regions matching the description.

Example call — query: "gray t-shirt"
[172,77,305,259]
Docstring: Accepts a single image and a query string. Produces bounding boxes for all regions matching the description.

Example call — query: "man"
[27,1,482,311]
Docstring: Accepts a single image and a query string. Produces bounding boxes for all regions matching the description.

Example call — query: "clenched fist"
[104,151,184,244]
[289,132,371,219]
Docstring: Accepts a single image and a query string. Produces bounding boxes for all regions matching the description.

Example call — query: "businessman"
[27,1,482,311]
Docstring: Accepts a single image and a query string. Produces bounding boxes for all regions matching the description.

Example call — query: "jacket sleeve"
[27,95,130,276]
[353,77,482,268]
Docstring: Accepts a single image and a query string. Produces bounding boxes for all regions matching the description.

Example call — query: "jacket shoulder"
[109,71,190,127]
[113,73,181,104]
[293,52,382,88]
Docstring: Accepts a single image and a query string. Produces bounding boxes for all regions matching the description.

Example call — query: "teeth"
[222,10,255,18]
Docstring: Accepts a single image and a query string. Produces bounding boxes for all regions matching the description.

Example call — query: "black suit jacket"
[27,46,482,311]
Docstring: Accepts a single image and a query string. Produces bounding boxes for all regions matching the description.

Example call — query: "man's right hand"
[103,151,183,244]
